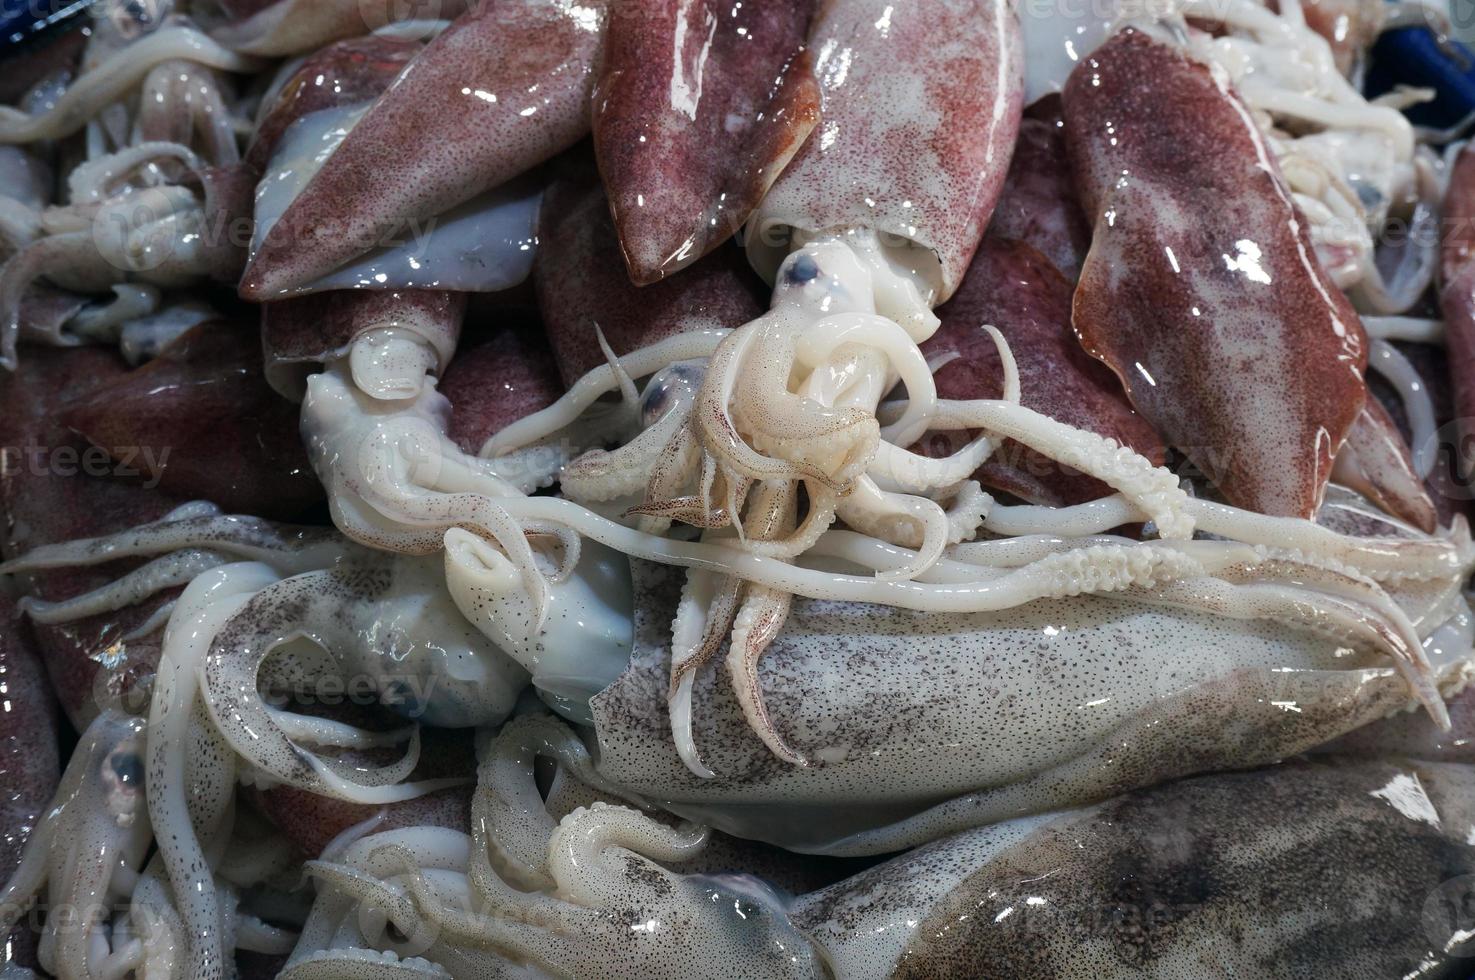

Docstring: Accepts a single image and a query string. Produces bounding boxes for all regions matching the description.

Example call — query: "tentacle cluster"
[0,13,258,369]
[284,715,822,980]
[488,233,1216,774]
[2,503,533,979]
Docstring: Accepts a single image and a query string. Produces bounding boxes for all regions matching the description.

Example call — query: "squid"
[592,0,819,283]
[792,756,1475,977]
[1064,26,1369,520]
[1176,0,1440,314]
[553,485,1472,854]
[486,0,1032,776]
[279,714,825,980]
[1441,141,1475,484]
[239,0,602,299]
[0,710,154,980]
[0,10,262,369]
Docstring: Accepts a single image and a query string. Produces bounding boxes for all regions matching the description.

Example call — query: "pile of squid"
[3,0,1475,976]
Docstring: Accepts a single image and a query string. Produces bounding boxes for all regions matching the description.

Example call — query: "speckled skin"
[793,758,1475,978]
[593,0,819,284]
[535,162,765,386]
[986,109,1090,281]
[57,322,323,519]
[1064,28,1368,520]
[0,346,186,726]
[1331,400,1437,533]
[921,237,1164,506]
[248,37,448,397]
[261,289,466,400]
[244,34,423,175]
[0,594,60,974]
[746,0,1023,302]
[212,0,473,57]
[1324,680,1475,762]
[239,0,607,299]
[439,318,563,455]
[588,560,1441,855]
[1439,143,1475,485]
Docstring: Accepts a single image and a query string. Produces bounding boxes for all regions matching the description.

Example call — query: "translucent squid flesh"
[593,0,820,283]
[1064,27,1369,519]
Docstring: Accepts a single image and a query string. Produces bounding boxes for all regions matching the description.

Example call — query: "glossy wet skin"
[0,0,1472,976]
[240,0,606,298]
[593,0,819,283]
[794,758,1475,978]
[1065,28,1369,520]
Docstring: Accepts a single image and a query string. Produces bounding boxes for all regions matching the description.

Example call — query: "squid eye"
[109,751,144,788]
[641,364,703,426]
[784,254,820,285]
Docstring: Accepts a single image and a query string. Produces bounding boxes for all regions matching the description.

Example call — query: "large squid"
[592,0,820,283]
[239,0,602,299]
[1064,26,1369,520]
[486,0,1031,776]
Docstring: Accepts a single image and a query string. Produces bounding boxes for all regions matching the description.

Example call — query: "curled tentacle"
[201,555,518,799]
